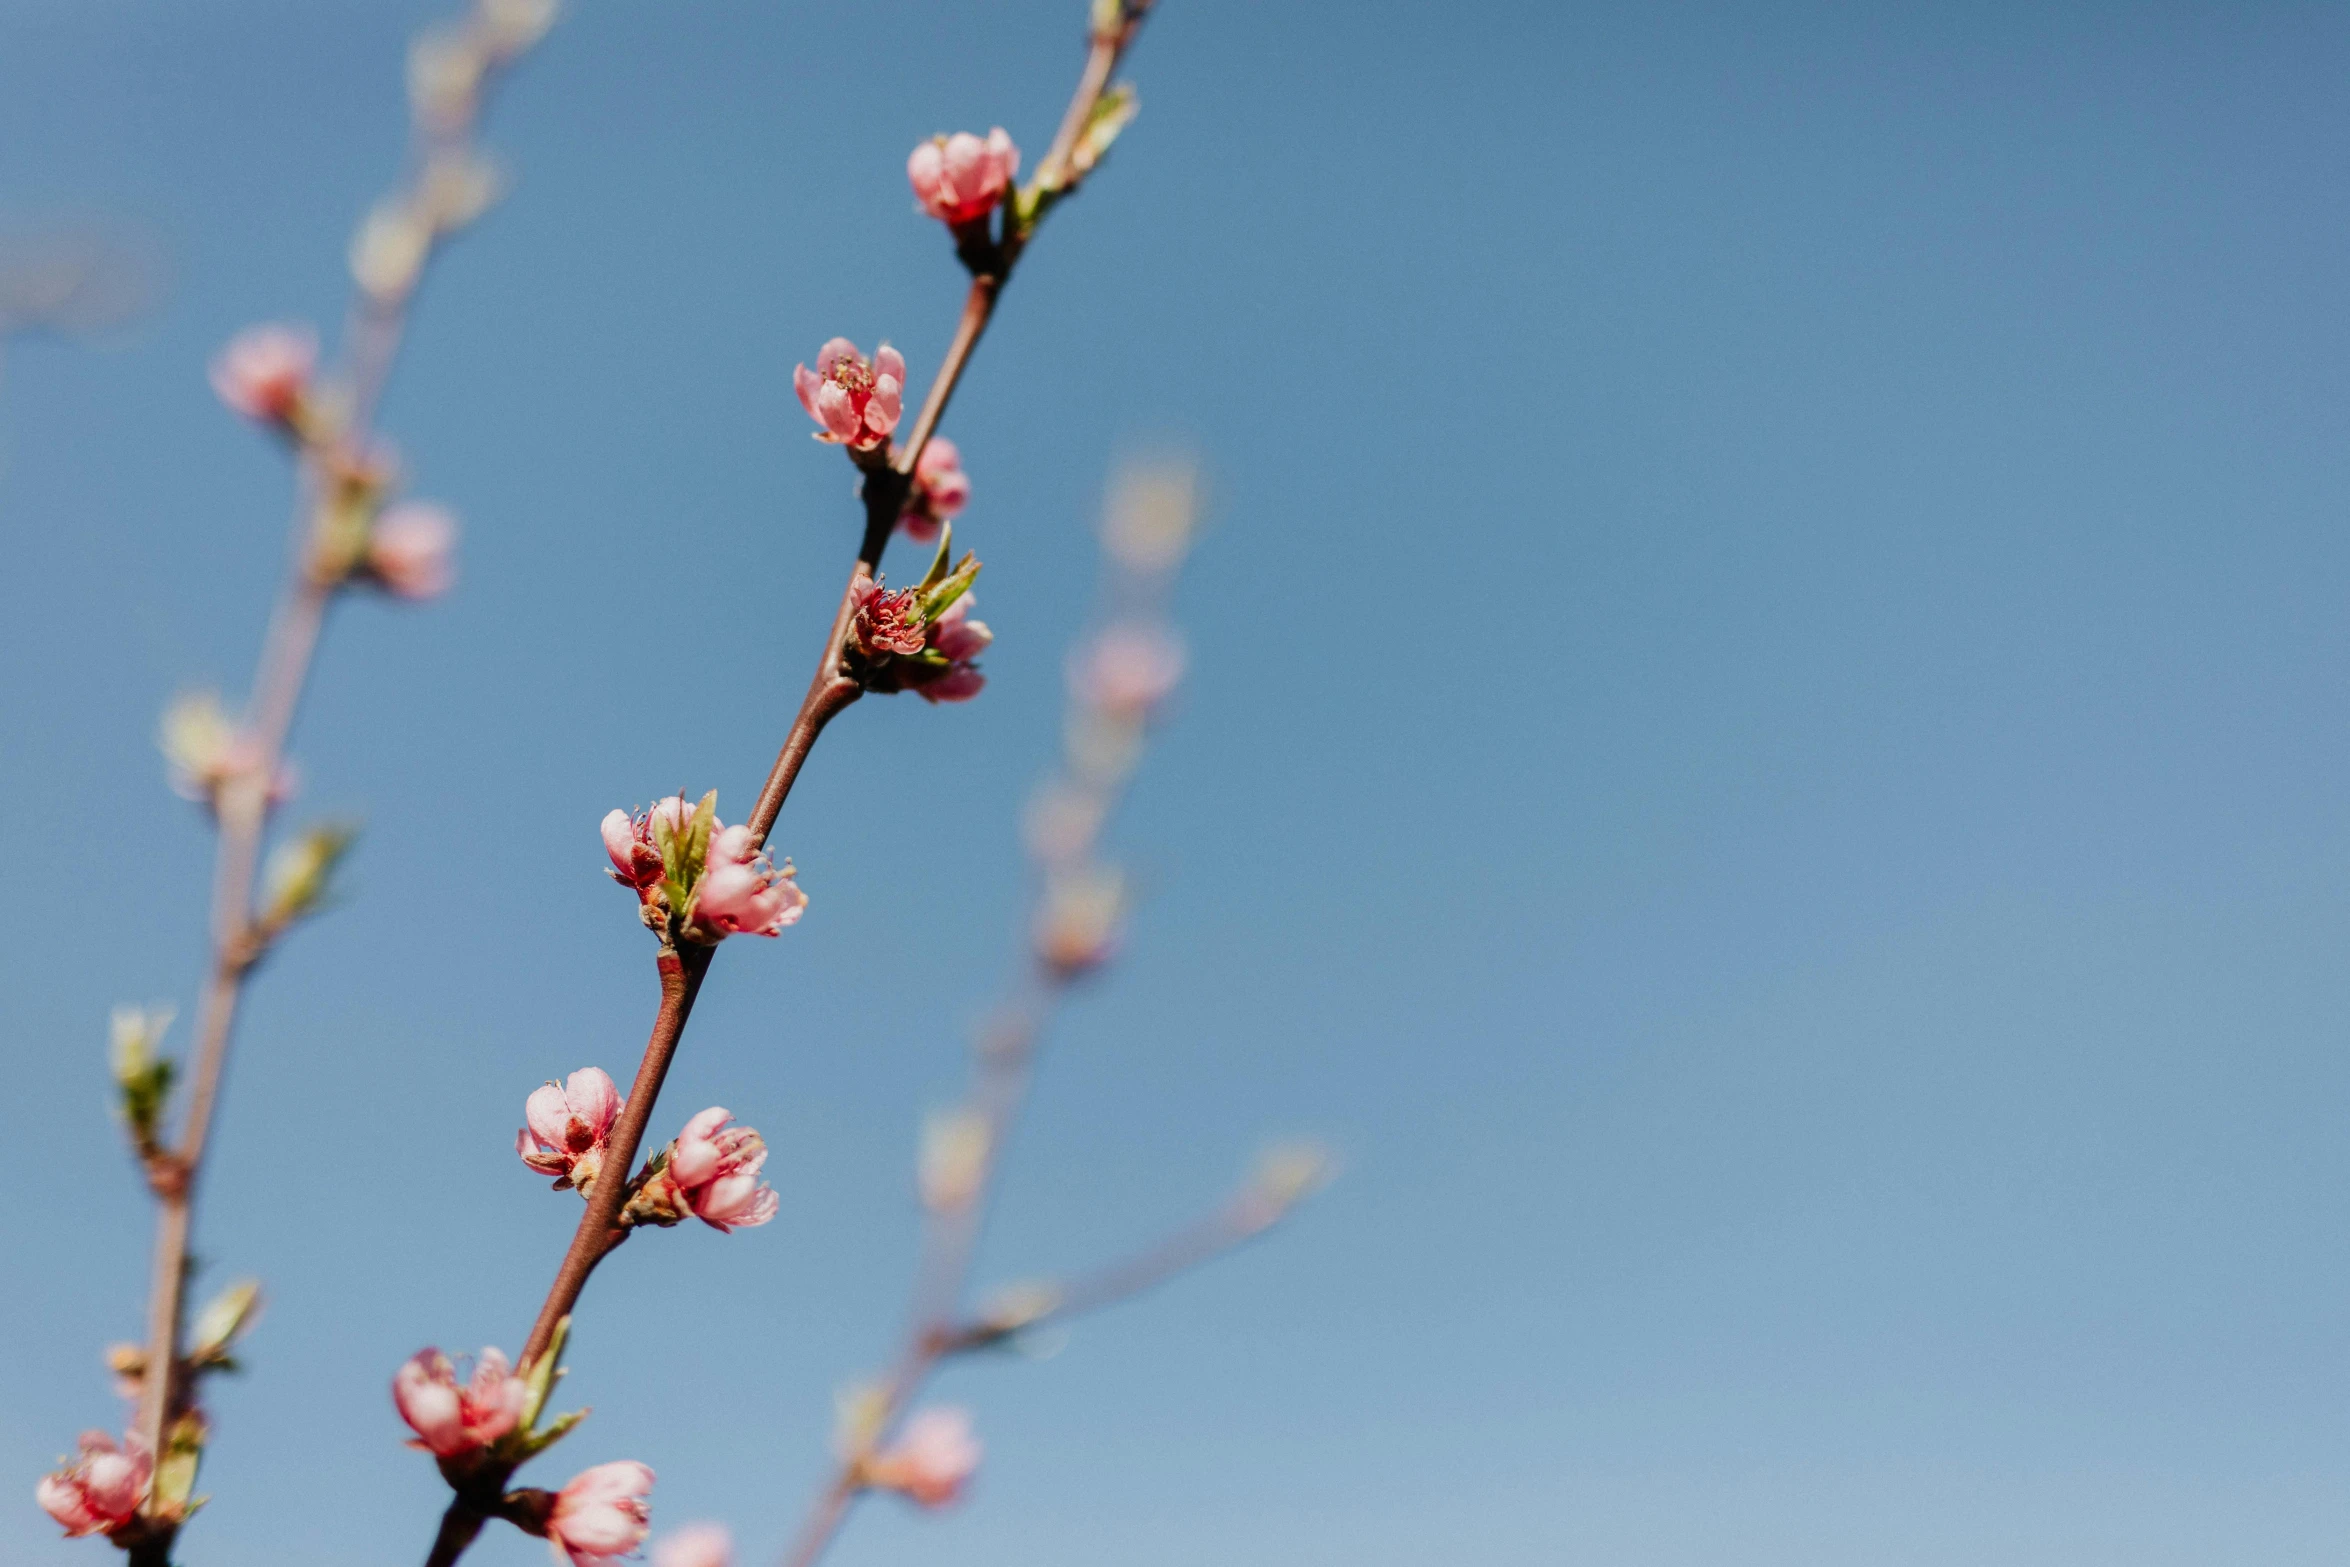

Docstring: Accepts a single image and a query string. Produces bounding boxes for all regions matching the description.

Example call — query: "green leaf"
[517,1405,588,1459]
[916,523,956,593]
[518,1316,570,1433]
[189,1279,264,1365]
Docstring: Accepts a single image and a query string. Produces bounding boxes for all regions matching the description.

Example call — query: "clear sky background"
[3,1,2348,1563]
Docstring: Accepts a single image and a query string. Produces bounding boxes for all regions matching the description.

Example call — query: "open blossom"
[517,1067,623,1192]
[847,581,991,704]
[692,825,807,938]
[547,1460,655,1567]
[367,501,458,599]
[864,1408,981,1509]
[210,323,317,424]
[652,1524,732,1567]
[36,1431,150,1538]
[794,338,903,449]
[394,1346,527,1458]
[898,436,970,544]
[1072,624,1185,720]
[908,128,1020,228]
[601,797,804,942]
[630,1107,779,1232]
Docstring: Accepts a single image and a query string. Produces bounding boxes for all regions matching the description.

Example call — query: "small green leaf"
[517,1405,589,1459]
[916,523,956,593]
[189,1279,264,1365]
[519,1316,570,1432]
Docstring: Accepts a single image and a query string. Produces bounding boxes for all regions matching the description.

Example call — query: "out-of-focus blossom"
[367,502,458,599]
[862,1408,980,1509]
[1072,624,1184,721]
[517,1067,623,1193]
[35,1431,149,1538]
[628,1108,778,1233]
[652,1523,732,1567]
[692,825,806,939]
[159,691,298,808]
[393,1346,527,1459]
[919,1109,991,1214]
[907,129,1020,229]
[209,323,316,426]
[794,338,903,450]
[546,1460,654,1566]
[898,436,970,544]
[1035,863,1125,978]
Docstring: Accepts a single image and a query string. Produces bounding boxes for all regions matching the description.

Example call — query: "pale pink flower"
[394,1346,526,1458]
[908,129,1020,228]
[368,502,459,599]
[793,338,904,449]
[547,1460,654,1567]
[36,1431,149,1538]
[210,323,317,424]
[602,796,697,897]
[917,595,992,705]
[1072,624,1185,719]
[688,825,806,939]
[517,1068,624,1192]
[652,1524,732,1567]
[898,437,971,544]
[864,1407,981,1509]
[666,1107,779,1232]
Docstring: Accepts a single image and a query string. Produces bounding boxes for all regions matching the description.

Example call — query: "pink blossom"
[898,437,971,544]
[35,1431,149,1539]
[368,502,459,599]
[210,323,317,424]
[864,1408,981,1509]
[850,583,930,658]
[688,825,806,940]
[907,129,1020,228]
[393,1346,527,1458]
[602,796,697,898]
[652,1524,732,1567]
[517,1068,624,1192]
[666,1107,779,1232]
[547,1460,654,1567]
[917,595,992,705]
[793,338,904,449]
[1072,624,1185,719]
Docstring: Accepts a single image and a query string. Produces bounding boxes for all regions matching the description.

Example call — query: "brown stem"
[423,1500,488,1567]
[780,1476,861,1567]
[519,944,708,1367]
[892,275,999,483]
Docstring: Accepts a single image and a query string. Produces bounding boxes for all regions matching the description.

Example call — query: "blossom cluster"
[602,793,806,943]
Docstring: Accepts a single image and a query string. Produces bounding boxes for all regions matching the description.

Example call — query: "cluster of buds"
[601,793,807,944]
[897,436,970,544]
[621,1108,779,1233]
[794,338,903,456]
[844,529,991,703]
[854,1408,983,1510]
[208,324,462,599]
[516,1067,622,1194]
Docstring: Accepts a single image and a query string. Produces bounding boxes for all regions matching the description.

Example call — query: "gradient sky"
[4,2,2349,1564]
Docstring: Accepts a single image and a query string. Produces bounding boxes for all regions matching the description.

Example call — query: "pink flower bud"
[367,502,459,599]
[907,129,1020,228]
[210,323,317,425]
[36,1431,150,1538]
[666,1106,779,1232]
[897,437,971,544]
[864,1408,981,1509]
[393,1346,526,1459]
[916,595,992,705]
[1072,624,1185,719]
[793,338,904,450]
[687,825,806,940]
[652,1524,732,1567]
[547,1460,655,1566]
[517,1067,624,1192]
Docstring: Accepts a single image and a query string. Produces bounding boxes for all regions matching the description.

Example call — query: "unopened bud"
[260,823,358,931]
[407,25,482,132]
[105,1342,146,1400]
[1070,83,1138,181]
[1035,864,1125,979]
[188,1279,264,1367]
[110,1005,177,1157]
[918,1109,991,1214]
[351,199,431,304]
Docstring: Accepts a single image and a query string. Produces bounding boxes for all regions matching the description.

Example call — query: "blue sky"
[4,1,2350,1563]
